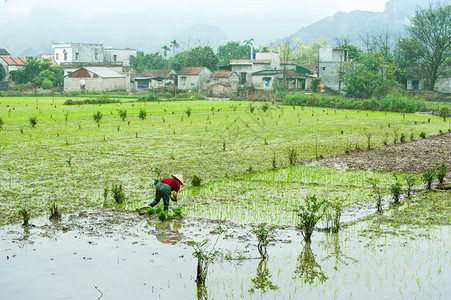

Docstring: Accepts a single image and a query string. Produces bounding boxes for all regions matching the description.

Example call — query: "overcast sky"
[0,0,390,55]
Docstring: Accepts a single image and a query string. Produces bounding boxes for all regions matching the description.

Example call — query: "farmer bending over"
[150,174,184,211]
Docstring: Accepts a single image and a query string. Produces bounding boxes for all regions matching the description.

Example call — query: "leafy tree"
[184,46,218,71]
[341,52,399,98]
[161,45,170,58]
[15,57,52,85]
[217,41,251,66]
[130,51,167,73]
[294,37,329,65]
[170,40,179,57]
[336,44,362,61]
[169,51,189,72]
[397,4,451,90]
[0,64,5,81]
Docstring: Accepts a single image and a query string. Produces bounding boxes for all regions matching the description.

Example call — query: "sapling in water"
[190,225,227,285]
[29,116,37,128]
[436,150,448,184]
[404,174,416,198]
[138,108,147,120]
[250,222,277,260]
[390,176,402,204]
[118,109,127,121]
[422,169,437,190]
[191,175,202,187]
[19,207,30,226]
[48,199,62,221]
[93,111,102,127]
[296,195,328,243]
[111,183,125,204]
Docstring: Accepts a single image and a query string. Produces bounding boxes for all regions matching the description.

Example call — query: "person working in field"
[149,174,184,212]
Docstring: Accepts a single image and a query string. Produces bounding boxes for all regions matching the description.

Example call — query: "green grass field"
[0,96,449,224]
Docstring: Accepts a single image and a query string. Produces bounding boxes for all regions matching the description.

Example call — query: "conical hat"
[172,174,184,185]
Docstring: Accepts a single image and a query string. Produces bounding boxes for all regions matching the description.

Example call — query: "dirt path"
[305,133,451,178]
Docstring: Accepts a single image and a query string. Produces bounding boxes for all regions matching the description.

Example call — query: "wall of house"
[434,77,451,93]
[198,69,212,91]
[64,77,127,92]
[53,43,104,64]
[0,59,8,82]
[318,48,347,91]
[178,75,199,90]
[104,49,136,67]
[252,75,276,90]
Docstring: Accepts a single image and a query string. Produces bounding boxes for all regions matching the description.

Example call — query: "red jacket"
[160,178,181,192]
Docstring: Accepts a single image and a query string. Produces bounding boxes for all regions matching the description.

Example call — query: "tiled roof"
[140,69,174,78]
[1,57,27,66]
[178,67,205,75]
[1,56,58,67]
[301,64,318,73]
[285,69,305,78]
[67,67,125,78]
[281,60,296,65]
[211,71,233,78]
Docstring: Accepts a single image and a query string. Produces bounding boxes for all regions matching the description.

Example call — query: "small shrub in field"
[419,131,427,138]
[422,169,437,190]
[436,156,448,184]
[48,200,62,221]
[296,195,328,243]
[288,147,297,165]
[185,107,192,117]
[390,177,402,204]
[400,132,406,143]
[138,108,147,120]
[191,175,202,187]
[250,223,277,259]
[368,178,383,212]
[261,103,269,112]
[0,116,4,128]
[137,93,158,102]
[93,111,102,127]
[19,207,30,226]
[272,152,277,169]
[111,183,125,204]
[29,116,37,128]
[249,105,255,113]
[404,174,416,197]
[410,132,415,140]
[439,106,449,121]
[118,109,127,121]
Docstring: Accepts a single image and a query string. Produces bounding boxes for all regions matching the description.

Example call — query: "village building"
[52,42,136,76]
[318,47,349,91]
[207,71,239,96]
[64,66,129,92]
[177,67,212,91]
[0,56,58,87]
[133,69,177,90]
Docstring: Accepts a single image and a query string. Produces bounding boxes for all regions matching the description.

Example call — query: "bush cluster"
[64,98,121,105]
[283,92,446,114]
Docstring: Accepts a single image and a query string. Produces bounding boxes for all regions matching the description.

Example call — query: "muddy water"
[1,209,450,299]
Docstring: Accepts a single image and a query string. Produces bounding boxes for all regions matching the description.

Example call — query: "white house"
[318,48,349,91]
[64,67,129,92]
[177,67,212,91]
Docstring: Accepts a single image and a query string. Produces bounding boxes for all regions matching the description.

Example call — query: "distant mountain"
[289,0,435,47]
[171,24,228,51]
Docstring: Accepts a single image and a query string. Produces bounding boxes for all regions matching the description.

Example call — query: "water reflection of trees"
[249,258,279,294]
[293,243,328,284]
[324,233,357,270]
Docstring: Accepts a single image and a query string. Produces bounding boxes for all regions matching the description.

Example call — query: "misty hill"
[290,0,434,47]
[171,24,228,51]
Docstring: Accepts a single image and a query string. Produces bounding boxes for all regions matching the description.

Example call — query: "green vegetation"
[0,97,448,225]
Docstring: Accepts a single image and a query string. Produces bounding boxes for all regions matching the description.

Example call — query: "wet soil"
[305,133,451,178]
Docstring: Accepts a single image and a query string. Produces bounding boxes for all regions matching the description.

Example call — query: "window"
[113,55,117,62]
[95,52,98,60]
[322,67,326,71]
[56,53,59,60]
[181,76,187,85]
[75,53,79,60]
[240,72,246,84]
[63,51,67,60]
[263,77,271,88]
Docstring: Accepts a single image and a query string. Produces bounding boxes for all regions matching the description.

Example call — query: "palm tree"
[170,40,179,57]
[161,45,170,58]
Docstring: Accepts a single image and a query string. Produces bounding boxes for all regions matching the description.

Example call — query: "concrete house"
[133,69,177,90]
[318,48,349,91]
[52,42,136,76]
[208,71,239,96]
[177,67,212,91]
[229,51,298,90]
[251,69,308,90]
[64,67,129,92]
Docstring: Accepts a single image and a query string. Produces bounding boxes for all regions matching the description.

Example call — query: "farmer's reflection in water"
[154,221,183,245]
[294,243,328,284]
